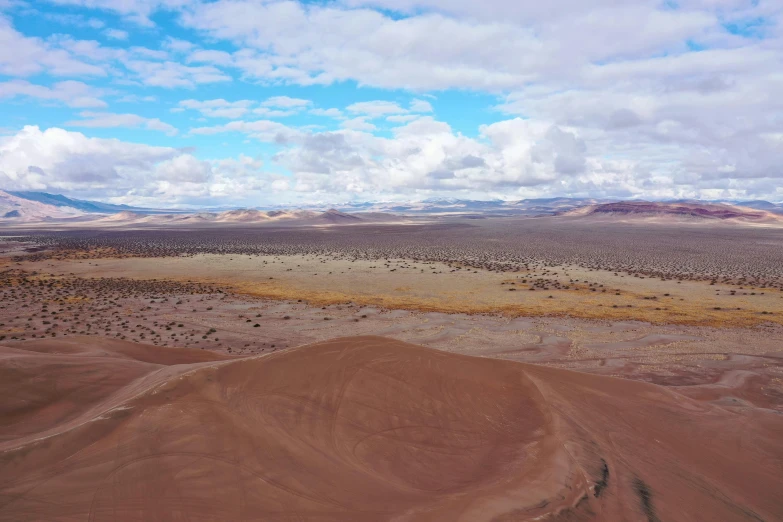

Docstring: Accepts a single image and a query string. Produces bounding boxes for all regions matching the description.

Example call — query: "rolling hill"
[564,201,783,226]
[2,335,781,521]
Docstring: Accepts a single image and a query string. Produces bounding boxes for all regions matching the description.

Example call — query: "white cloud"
[163,37,197,53]
[0,16,107,77]
[187,49,234,67]
[386,114,420,123]
[252,107,297,118]
[51,35,125,62]
[166,95,313,121]
[189,119,299,142]
[0,125,178,192]
[1,1,781,203]
[262,95,311,108]
[0,126,278,205]
[202,107,248,119]
[310,107,343,118]
[6,103,783,206]
[410,99,433,112]
[271,178,290,191]
[346,100,408,118]
[39,12,106,29]
[117,94,157,103]
[179,98,254,118]
[45,0,189,26]
[0,79,107,108]
[341,117,376,132]
[268,113,783,200]
[65,111,179,135]
[154,153,211,183]
[122,60,232,88]
[179,1,724,91]
[129,46,168,60]
[104,28,129,40]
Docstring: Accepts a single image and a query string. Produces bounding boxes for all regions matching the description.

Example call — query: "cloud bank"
[0,0,781,205]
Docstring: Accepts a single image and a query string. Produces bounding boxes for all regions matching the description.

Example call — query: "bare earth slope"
[0,337,234,445]
[1,336,781,521]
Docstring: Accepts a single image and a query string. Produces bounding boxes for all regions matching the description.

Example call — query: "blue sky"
[0,0,781,207]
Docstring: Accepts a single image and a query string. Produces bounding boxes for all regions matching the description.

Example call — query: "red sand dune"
[1,336,781,521]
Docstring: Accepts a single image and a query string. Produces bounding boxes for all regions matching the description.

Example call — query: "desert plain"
[1,214,783,521]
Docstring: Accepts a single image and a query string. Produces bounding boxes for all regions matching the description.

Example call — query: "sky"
[0,0,781,207]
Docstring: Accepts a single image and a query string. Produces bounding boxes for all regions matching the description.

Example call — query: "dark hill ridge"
[595,201,765,218]
[316,208,362,223]
[565,201,781,223]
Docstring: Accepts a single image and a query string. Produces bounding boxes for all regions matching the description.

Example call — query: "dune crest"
[1,336,781,521]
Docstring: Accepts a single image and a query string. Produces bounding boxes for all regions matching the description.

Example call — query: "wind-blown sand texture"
[2,335,782,521]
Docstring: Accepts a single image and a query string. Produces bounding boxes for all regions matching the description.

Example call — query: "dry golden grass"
[14,250,783,328]
[226,278,783,328]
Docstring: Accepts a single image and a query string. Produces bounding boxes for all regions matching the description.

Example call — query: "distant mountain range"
[2,189,782,225]
[306,197,783,216]
[6,191,145,214]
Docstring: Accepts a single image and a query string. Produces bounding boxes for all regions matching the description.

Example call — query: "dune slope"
[1,336,781,521]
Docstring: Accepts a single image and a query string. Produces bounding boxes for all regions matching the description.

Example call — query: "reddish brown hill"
[565,201,782,225]
[1,336,781,521]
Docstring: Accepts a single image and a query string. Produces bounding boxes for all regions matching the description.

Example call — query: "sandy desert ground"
[2,336,782,521]
[2,218,783,521]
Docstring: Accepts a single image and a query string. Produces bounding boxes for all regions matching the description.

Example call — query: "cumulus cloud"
[0,126,278,205]
[264,114,783,201]
[1,0,782,203]
[0,126,178,192]
[0,15,229,90]
[340,117,376,132]
[264,117,598,196]
[177,0,734,91]
[5,111,783,206]
[0,15,107,77]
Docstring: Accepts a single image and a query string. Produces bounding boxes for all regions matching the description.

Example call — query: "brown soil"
[2,335,781,521]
